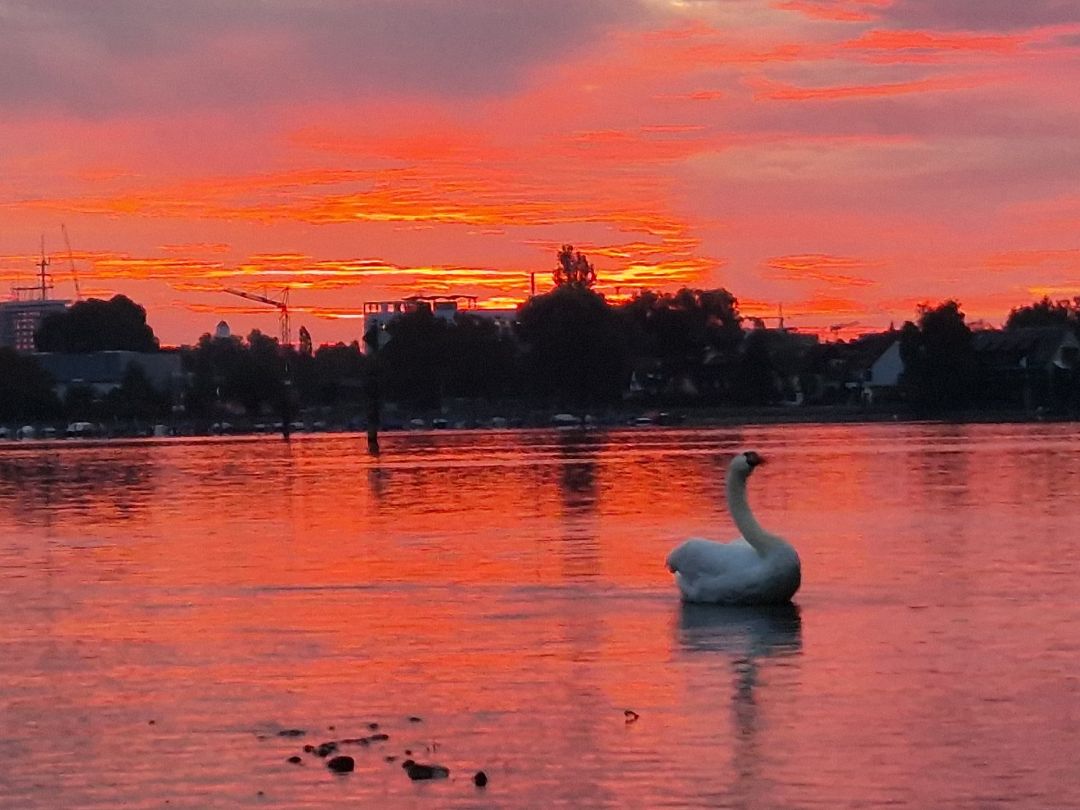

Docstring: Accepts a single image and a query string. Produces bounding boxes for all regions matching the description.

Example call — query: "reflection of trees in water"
[556,430,602,513]
[0,449,156,525]
[676,603,803,806]
[551,430,605,579]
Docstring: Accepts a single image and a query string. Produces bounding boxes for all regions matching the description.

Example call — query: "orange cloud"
[754,73,990,100]
[765,254,879,287]
[774,0,890,23]
[846,29,1025,56]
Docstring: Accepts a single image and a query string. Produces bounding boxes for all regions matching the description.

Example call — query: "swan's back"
[667,537,800,605]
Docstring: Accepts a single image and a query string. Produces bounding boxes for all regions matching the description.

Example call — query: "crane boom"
[222,287,291,345]
[224,287,285,310]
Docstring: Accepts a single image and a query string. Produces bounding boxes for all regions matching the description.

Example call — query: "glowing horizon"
[1,1,1078,345]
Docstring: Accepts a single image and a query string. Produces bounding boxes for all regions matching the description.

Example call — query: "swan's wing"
[666,537,759,577]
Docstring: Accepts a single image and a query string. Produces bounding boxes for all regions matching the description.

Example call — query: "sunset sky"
[2,0,1078,345]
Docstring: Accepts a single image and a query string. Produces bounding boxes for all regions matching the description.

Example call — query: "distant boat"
[66,421,96,438]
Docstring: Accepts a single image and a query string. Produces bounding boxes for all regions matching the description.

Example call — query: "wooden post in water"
[363,321,381,456]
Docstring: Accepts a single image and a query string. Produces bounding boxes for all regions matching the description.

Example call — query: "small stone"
[315,742,338,757]
[277,729,305,738]
[403,760,450,780]
[369,733,389,742]
[408,716,422,723]
[327,725,335,731]
[404,749,413,756]
[368,722,380,731]
[473,771,488,787]
[327,755,355,773]
[385,755,397,763]
[148,720,156,725]
[302,744,314,753]
[286,756,302,764]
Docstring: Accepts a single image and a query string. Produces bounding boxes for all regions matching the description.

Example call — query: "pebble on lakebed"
[402,759,450,780]
[473,771,488,787]
[327,755,355,773]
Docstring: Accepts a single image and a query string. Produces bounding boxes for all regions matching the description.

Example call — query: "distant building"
[973,326,1079,409]
[214,320,232,340]
[867,339,904,388]
[0,299,69,352]
[361,295,518,353]
[34,351,183,399]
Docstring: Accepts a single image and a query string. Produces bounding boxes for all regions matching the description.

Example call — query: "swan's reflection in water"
[676,603,803,806]
[678,602,802,657]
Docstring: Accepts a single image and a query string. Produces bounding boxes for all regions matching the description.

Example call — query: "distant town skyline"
[2,0,1078,345]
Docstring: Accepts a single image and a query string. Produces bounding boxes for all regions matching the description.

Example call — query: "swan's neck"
[726,467,781,555]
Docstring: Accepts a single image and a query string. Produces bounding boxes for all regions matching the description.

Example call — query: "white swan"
[666,451,800,605]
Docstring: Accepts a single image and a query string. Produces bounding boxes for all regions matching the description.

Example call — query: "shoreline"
[1,403,1073,442]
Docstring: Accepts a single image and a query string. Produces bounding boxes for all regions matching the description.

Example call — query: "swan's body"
[667,451,800,605]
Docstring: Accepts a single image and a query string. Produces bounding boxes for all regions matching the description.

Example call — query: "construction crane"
[61,224,81,300]
[223,287,291,346]
[829,321,861,335]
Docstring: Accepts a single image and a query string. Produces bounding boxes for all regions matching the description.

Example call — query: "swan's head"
[731,450,766,476]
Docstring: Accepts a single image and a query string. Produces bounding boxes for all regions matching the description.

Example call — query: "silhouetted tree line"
[5,254,1080,425]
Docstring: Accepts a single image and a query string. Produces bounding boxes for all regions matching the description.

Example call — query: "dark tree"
[620,287,742,363]
[444,314,519,401]
[297,325,313,358]
[0,349,60,421]
[101,364,170,421]
[311,341,368,406]
[35,295,160,353]
[730,329,780,405]
[181,330,285,417]
[1006,296,1080,334]
[899,300,978,410]
[553,245,597,289]
[379,307,452,409]
[515,285,629,406]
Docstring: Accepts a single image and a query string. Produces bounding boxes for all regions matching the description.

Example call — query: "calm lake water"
[0,423,1078,809]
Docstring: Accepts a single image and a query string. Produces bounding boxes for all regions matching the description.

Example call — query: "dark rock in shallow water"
[368,733,389,742]
[368,722,380,730]
[315,742,338,757]
[624,709,640,723]
[302,744,315,753]
[327,755,355,773]
[408,716,422,723]
[473,771,488,787]
[385,755,397,763]
[402,760,450,780]
[286,756,303,764]
[278,728,305,738]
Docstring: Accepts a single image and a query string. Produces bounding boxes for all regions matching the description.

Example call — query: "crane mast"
[61,224,81,300]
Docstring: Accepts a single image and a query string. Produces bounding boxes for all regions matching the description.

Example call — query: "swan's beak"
[745,451,766,468]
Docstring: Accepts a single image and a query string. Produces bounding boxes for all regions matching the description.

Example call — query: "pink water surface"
[0,423,1077,808]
